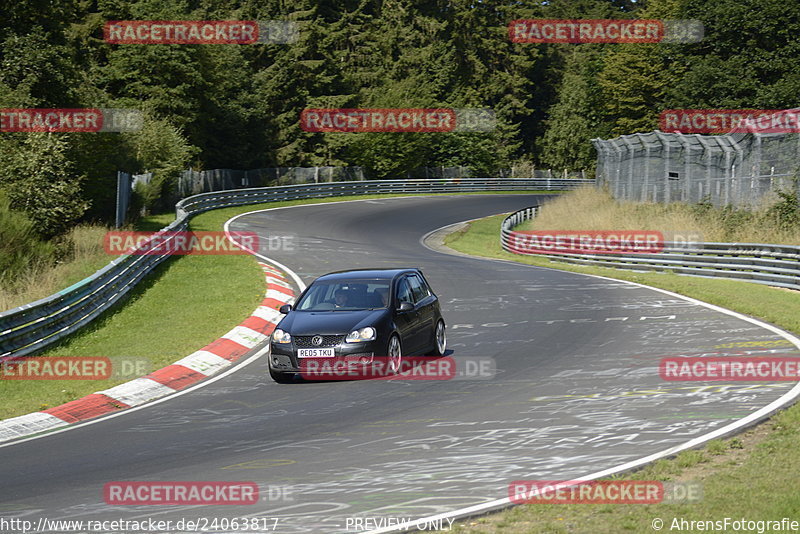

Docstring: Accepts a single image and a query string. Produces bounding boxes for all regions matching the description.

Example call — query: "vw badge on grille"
[312,335,323,346]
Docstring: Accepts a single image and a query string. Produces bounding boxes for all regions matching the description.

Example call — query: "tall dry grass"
[526,187,800,244]
[0,224,111,312]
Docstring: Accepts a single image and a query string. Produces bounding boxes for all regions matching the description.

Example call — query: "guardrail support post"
[115,171,131,229]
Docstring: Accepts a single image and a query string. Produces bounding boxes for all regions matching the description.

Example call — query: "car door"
[393,276,420,352]
[407,273,436,350]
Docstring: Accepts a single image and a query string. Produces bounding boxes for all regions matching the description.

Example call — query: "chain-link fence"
[175,166,364,197]
[406,165,588,179]
[592,130,799,207]
[122,166,364,225]
[406,166,472,179]
[132,166,364,199]
[500,166,588,179]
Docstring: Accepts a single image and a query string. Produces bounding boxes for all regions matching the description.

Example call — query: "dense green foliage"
[0,190,56,288]
[1,0,798,238]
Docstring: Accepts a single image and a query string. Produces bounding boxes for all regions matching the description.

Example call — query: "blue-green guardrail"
[501,205,800,291]
[0,178,591,358]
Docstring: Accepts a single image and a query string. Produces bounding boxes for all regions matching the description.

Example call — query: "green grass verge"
[0,206,264,419]
[0,191,556,421]
[443,213,800,533]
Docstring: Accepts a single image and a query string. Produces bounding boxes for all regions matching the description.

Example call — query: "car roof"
[314,268,420,282]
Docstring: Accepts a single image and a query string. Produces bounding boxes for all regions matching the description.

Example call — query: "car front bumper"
[268,339,382,374]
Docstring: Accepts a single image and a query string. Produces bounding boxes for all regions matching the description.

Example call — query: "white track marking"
[0,413,67,442]
[173,351,232,376]
[381,218,800,534]
[98,378,176,407]
[0,346,268,449]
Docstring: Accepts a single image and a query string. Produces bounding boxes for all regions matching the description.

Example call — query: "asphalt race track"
[2,195,799,533]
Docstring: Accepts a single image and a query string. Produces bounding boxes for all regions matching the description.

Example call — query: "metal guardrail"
[501,206,800,291]
[0,178,590,358]
[175,178,591,218]
[0,217,189,359]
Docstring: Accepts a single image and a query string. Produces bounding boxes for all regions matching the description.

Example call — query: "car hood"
[279,309,387,335]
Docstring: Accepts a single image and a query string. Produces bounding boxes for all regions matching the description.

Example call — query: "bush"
[129,114,199,214]
[0,132,89,239]
[765,183,800,232]
[0,191,55,289]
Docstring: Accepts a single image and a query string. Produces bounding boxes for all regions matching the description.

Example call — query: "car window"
[395,277,414,305]
[296,279,390,311]
[407,273,429,303]
[417,273,433,295]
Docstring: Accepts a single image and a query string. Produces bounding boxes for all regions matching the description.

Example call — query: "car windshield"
[294,279,391,311]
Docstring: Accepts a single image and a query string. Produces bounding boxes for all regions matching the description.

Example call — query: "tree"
[0,133,89,239]
[540,46,608,170]
[667,0,800,109]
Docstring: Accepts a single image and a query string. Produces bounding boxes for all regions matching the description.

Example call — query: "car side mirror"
[279,304,292,314]
[398,301,414,312]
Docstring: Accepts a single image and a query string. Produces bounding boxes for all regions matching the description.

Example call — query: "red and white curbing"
[0,262,293,444]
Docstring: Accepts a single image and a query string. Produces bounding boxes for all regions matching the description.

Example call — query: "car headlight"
[272,329,291,344]
[346,327,376,343]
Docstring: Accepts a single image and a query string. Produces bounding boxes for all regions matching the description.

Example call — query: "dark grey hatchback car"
[268,268,446,383]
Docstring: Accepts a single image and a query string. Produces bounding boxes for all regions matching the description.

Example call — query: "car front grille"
[294,335,345,348]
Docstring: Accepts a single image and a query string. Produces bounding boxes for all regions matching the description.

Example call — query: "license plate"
[298,348,335,358]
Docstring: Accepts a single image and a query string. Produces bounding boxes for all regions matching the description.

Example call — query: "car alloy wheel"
[388,335,402,374]
[433,320,446,356]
